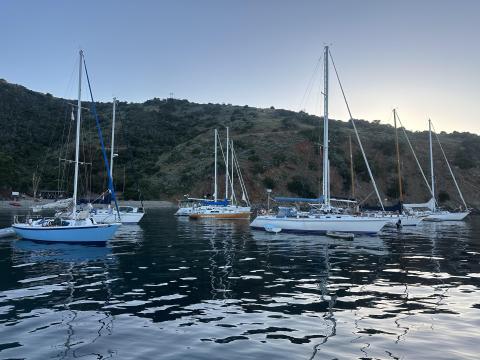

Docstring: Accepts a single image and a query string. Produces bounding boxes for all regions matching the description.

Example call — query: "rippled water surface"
[1,209,480,359]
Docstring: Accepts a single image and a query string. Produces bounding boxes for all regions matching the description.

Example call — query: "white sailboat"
[190,128,251,219]
[393,114,469,222]
[423,119,469,221]
[175,197,205,216]
[12,50,120,243]
[250,46,390,235]
[90,98,145,224]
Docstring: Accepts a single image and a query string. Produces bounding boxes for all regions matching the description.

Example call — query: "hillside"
[1,79,479,209]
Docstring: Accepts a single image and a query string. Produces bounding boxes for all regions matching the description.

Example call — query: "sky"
[1,0,479,133]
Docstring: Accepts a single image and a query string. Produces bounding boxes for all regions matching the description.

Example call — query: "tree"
[438,190,450,203]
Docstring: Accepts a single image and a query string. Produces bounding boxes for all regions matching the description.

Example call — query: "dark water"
[1,209,480,359]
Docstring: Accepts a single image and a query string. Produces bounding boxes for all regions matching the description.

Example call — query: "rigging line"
[356,190,375,206]
[430,122,468,209]
[57,105,72,195]
[118,105,145,207]
[299,56,322,112]
[231,143,250,206]
[235,149,250,205]
[216,132,237,204]
[34,97,73,198]
[328,50,384,210]
[395,113,437,203]
[456,172,480,192]
[314,75,323,117]
[82,55,121,219]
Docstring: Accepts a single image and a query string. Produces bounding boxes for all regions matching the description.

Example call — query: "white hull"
[175,207,194,216]
[250,215,388,235]
[425,211,469,221]
[0,227,15,238]
[190,206,251,219]
[91,207,145,224]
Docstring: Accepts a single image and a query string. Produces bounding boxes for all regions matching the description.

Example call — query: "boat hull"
[190,212,250,219]
[175,207,193,216]
[189,205,251,219]
[12,223,120,243]
[424,211,469,221]
[91,211,144,224]
[250,215,388,235]
[0,227,15,238]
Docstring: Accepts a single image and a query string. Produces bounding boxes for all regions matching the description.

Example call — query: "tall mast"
[394,109,403,203]
[110,97,117,182]
[322,45,330,207]
[72,50,83,217]
[225,127,229,201]
[349,134,355,198]
[429,118,435,211]
[230,139,234,202]
[214,129,218,202]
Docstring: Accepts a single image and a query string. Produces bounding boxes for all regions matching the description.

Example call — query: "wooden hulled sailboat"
[190,128,251,219]
[379,109,424,226]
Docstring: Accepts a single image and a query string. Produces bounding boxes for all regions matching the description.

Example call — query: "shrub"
[262,177,276,189]
[248,154,260,162]
[438,190,450,203]
[272,153,287,167]
[287,176,315,198]
[251,163,266,174]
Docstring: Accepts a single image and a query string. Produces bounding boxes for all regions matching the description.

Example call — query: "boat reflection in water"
[7,240,118,359]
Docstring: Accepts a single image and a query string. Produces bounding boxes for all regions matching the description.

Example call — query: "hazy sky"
[1,0,479,133]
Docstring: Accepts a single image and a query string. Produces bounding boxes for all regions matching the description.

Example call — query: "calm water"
[1,209,480,359]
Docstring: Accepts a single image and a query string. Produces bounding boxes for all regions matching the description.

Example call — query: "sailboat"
[189,128,251,219]
[250,46,390,235]
[12,50,120,243]
[385,112,469,222]
[175,197,205,216]
[422,119,469,221]
[371,109,424,226]
[90,98,145,224]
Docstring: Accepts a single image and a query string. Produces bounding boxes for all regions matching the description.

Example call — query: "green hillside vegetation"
[1,79,479,209]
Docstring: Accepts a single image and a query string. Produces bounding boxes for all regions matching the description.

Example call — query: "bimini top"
[274,197,325,204]
[200,199,230,206]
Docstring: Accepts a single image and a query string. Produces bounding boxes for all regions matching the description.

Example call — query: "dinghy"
[326,231,354,240]
[264,224,282,233]
[0,227,15,239]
